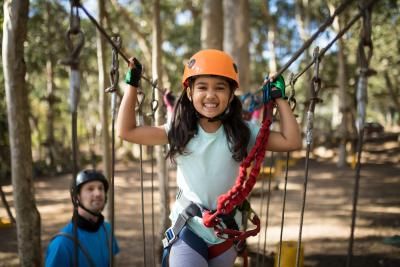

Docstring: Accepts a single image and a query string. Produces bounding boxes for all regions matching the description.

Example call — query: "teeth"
[204,103,217,108]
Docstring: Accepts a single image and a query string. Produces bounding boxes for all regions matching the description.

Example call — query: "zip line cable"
[295,47,322,267]
[262,153,274,267]
[255,152,274,267]
[272,0,355,79]
[72,1,165,94]
[277,74,297,267]
[63,2,84,266]
[346,1,374,266]
[105,34,121,267]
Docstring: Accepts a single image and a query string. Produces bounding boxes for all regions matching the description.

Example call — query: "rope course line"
[262,152,274,267]
[73,1,166,95]
[295,47,323,267]
[63,2,84,266]
[106,34,121,267]
[346,1,374,266]
[276,74,297,267]
[135,92,148,267]
[255,152,274,267]
[148,79,159,267]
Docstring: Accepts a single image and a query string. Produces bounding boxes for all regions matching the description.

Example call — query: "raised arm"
[116,58,168,146]
[267,98,302,152]
[264,74,301,152]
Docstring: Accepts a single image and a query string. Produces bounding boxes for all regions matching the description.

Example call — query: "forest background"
[1,0,399,266]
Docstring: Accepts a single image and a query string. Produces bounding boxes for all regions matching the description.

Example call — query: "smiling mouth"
[203,103,218,108]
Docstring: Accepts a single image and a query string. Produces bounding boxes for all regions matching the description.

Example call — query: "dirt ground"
[0,140,399,267]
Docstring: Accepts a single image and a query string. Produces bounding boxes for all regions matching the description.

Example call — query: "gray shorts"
[168,238,237,267]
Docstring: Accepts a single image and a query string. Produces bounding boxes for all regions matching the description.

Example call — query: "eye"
[195,85,207,91]
[216,86,227,91]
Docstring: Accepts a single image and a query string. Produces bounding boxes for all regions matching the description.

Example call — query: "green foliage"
[3,0,399,177]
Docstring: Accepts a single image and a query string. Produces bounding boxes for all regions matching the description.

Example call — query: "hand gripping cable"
[202,93,275,241]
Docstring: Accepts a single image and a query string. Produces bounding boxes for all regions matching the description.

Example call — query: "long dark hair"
[166,77,250,162]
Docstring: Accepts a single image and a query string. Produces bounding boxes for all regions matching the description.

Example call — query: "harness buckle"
[162,227,177,248]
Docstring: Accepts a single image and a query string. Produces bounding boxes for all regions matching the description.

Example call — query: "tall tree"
[261,0,278,73]
[97,0,112,212]
[2,0,42,266]
[223,0,250,92]
[44,1,59,173]
[329,3,353,168]
[152,0,169,261]
[201,0,223,49]
[295,0,313,131]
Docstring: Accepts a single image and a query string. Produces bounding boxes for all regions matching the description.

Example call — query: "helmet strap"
[73,197,104,218]
[79,202,103,217]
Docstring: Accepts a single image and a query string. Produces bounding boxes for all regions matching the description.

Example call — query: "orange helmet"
[182,49,239,88]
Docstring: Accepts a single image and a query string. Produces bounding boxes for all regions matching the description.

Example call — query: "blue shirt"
[45,220,119,267]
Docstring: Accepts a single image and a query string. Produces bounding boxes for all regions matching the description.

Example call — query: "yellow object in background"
[274,241,304,267]
[258,158,297,180]
[0,217,12,228]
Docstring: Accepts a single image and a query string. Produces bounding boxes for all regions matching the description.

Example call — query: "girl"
[117,49,301,267]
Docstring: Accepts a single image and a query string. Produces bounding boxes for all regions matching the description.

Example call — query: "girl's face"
[188,76,233,120]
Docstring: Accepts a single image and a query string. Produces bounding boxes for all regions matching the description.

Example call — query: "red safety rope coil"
[203,101,274,240]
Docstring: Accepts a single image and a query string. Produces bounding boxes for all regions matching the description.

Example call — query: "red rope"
[202,101,274,239]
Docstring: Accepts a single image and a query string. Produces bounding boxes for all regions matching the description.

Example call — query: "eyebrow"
[195,81,228,86]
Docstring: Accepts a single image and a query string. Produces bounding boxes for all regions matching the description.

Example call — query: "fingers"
[268,72,278,82]
[128,57,140,69]
[128,57,135,69]
[263,72,278,85]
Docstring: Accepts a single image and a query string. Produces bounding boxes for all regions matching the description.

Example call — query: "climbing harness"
[346,1,374,266]
[161,194,248,266]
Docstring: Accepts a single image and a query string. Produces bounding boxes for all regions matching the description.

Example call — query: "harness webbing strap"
[203,101,274,240]
[161,226,235,267]
[51,232,96,267]
[162,203,201,248]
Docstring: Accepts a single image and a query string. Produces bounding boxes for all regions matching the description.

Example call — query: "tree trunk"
[45,2,57,173]
[384,71,400,125]
[97,0,112,207]
[295,0,312,133]
[223,0,250,92]
[329,3,351,168]
[2,0,42,266]
[201,0,223,50]
[152,0,169,261]
[110,0,152,67]
[261,1,278,72]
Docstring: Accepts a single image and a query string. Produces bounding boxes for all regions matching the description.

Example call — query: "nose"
[94,187,104,197]
[205,88,217,99]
